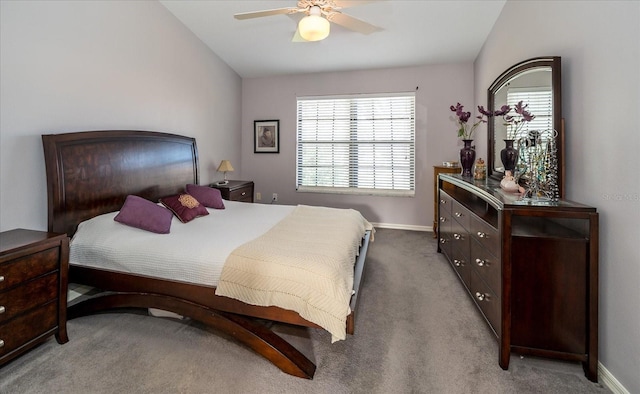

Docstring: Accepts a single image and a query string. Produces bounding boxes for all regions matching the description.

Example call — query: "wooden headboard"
[42,130,199,237]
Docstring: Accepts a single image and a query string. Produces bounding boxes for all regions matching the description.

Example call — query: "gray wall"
[0,0,242,232]
[241,64,474,228]
[475,1,640,392]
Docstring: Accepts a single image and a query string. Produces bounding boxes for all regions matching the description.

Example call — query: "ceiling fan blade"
[327,12,382,35]
[234,7,299,20]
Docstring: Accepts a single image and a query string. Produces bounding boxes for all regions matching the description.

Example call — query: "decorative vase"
[500,139,519,172]
[459,139,475,177]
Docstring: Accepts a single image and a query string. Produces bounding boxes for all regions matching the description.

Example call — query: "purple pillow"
[186,184,225,209]
[160,193,209,223]
[114,195,173,234]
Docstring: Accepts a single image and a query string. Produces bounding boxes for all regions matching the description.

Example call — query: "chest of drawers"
[437,174,599,382]
[0,229,69,366]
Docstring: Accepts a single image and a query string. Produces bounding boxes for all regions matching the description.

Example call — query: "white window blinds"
[296,93,415,196]
[506,87,553,139]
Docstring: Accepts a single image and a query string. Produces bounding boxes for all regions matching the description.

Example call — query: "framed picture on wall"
[254,120,279,153]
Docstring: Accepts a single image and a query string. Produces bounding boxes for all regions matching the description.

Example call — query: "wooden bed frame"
[42,130,371,379]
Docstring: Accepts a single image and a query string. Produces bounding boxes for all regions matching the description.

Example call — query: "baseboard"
[599,362,631,394]
[371,223,432,232]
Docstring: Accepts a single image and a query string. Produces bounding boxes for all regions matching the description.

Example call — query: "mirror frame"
[487,56,564,198]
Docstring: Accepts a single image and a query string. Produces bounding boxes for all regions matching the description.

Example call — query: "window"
[296,92,415,196]
[507,87,554,165]
[506,87,553,139]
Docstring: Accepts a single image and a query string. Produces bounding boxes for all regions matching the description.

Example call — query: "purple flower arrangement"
[495,100,536,139]
[450,100,535,140]
[449,103,493,140]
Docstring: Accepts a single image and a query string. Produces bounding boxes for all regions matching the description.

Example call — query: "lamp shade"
[217,160,234,172]
[298,6,330,41]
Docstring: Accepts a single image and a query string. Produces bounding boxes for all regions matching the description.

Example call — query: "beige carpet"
[0,229,609,393]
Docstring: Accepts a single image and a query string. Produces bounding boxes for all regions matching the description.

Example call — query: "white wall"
[0,0,242,232]
[475,1,640,392]
[241,64,474,227]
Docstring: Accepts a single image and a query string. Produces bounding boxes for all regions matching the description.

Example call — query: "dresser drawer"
[451,245,471,289]
[229,185,253,202]
[450,217,470,259]
[439,191,453,215]
[470,238,501,295]
[470,269,501,338]
[0,247,59,291]
[470,215,499,257]
[451,200,471,231]
[0,301,58,358]
[0,272,59,323]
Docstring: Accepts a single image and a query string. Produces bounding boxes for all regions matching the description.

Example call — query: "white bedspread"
[70,201,295,286]
[215,205,373,342]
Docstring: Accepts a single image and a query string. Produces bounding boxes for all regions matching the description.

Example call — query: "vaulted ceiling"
[160,0,506,78]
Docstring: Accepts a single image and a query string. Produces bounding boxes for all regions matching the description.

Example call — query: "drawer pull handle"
[241,192,246,196]
[0,339,3,348]
[454,259,464,267]
[475,292,490,302]
[454,212,463,218]
[0,306,5,314]
[440,217,446,223]
[475,258,489,267]
[440,238,446,244]
[440,199,446,204]
[453,233,463,240]
[477,231,487,238]
[0,275,4,282]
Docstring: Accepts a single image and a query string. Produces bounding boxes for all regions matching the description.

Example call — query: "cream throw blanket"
[215,205,373,342]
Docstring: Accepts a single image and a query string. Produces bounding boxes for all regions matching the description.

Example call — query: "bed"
[42,130,372,379]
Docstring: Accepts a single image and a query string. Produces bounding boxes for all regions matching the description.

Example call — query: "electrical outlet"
[256,192,261,201]
[272,193,278,202]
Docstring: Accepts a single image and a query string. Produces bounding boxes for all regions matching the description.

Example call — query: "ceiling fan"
[234,0,382,42]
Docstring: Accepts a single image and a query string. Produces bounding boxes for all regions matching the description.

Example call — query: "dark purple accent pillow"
[186,184,225,209]
[159,193,209,223]
[114,195,173,234]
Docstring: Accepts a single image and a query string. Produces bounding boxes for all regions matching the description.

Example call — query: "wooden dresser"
[437,174,598,382]
[433,165,460,237]
[209,180,254,203]
[0,229,69,366]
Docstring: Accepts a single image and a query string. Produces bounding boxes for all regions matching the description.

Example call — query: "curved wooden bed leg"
[68,293,316,379]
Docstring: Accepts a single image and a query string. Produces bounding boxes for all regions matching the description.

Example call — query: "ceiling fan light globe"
[298,14,330,41]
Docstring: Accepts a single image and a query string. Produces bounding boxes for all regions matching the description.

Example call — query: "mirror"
[487,56,564,198]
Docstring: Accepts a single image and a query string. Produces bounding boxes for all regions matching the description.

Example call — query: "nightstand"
[210,180,254,203]
[0,229,69,366]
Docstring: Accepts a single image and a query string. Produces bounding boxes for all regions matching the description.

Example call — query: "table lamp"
[216,160,234,185]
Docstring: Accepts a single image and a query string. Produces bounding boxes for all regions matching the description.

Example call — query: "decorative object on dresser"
[487,57,564,198]
[0,229,69,366]
[209,180,254,203]
[215,160,234,185]
[254,120,279,153]
[432,164,460,237]
[473,158,486,180]
[459,139,476,177]
[517,129,560,202]
[449,102,493,177]
[437,174,598,382]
